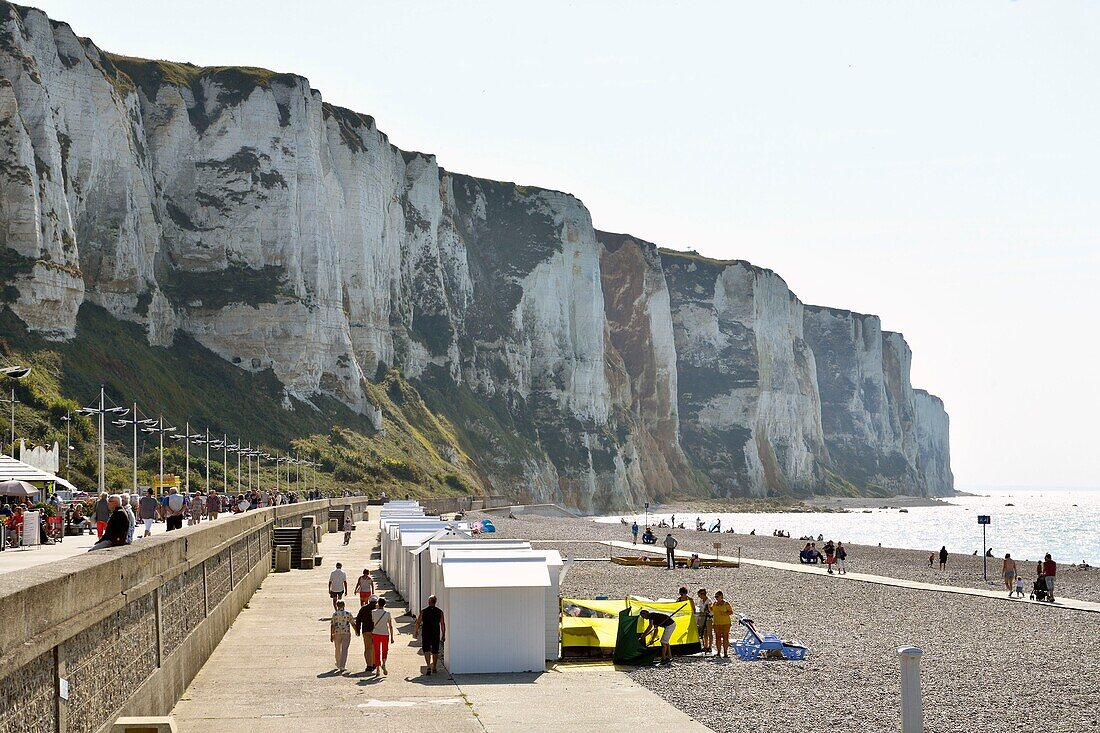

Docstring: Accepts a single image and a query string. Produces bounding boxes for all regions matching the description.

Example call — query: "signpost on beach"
[644,501,649,530]
[978,515,991,579]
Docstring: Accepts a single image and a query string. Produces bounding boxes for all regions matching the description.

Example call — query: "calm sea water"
[597,487,1100,565]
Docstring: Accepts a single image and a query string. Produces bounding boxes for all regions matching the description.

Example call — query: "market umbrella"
[0,480,40,498]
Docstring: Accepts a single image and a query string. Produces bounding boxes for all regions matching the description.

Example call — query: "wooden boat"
[612,556,740,569]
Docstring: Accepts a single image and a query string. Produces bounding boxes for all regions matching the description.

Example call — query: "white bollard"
[897,645,924,733]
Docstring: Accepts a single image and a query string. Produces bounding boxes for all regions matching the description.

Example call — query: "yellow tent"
[561,596,699,651]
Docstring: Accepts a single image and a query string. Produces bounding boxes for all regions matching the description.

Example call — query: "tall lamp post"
[114,404,157,495]
[142,417,176,494]
[76,386,129,494]
[225,440,240,490]
[172,425,203,493]
[60,412,72,480]
[1,364,31,456]
[193,430,213,492]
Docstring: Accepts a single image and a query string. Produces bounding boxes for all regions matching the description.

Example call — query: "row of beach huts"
[377,501,565,674]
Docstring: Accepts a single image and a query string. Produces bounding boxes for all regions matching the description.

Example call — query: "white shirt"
[328,568,347,593]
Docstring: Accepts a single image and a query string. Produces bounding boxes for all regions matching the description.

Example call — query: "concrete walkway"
[603,540,1100,614]
[172,527,710,732]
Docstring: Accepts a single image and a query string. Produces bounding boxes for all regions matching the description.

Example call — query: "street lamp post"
[60,412,72,480]
[76,386,128,493]
[142,417,176,493]
[114,404,157,495]
[172,425,203,494]
[0,364,31,457]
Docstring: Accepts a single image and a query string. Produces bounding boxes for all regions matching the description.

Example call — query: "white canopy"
[0,454,79,493]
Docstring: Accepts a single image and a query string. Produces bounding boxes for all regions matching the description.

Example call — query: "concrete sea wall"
[0,498,371,733]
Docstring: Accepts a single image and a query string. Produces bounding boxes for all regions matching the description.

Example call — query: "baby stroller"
[1029,576,1051,602]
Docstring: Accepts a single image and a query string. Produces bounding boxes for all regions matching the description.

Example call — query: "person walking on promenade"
[89,495,128,551]
[206,491,221,521]
[330,600,353,673]
[372,597,396,676]
[328,562,348,610]
[162,488,187,532]
[354,569,374,606]
[631,520,639,545]
[638,609,676,665]
[120,492,136,544]
[710,591,734,659]
[696,588,714,654]
[139,488,158,537]
[1042,553,1057,602]
[664,532,678,569]
[1002,553,1018,596]
[188,491,204,526]
[938,545,948,570]
[413,595,446,675]
[823,539,836,574]
[836,542,848,574]
[353,598,377,672]
[93,492,110,538]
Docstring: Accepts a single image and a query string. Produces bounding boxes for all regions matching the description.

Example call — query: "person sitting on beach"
[709,519,721,533]
[690,554,702,569]
[642,527,657,545]
[817,534,824,542]
[696,517,704,531]
[799,544,815,564]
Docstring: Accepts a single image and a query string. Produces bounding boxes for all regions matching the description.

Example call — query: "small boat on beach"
[612,556,740,568]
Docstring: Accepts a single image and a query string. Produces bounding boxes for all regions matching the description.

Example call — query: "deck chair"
[733,614,808,661]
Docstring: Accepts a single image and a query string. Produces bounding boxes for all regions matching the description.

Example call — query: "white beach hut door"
[449,587,546,674]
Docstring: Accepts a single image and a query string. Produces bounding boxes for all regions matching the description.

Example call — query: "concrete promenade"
[172,525,709,732]
[603,540,1100,614]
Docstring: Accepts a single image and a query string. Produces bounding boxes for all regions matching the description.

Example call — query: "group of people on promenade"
[326,560,447,677]
[78,485,302,551]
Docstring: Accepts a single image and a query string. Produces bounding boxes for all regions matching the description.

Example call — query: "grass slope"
[0,305,489,499]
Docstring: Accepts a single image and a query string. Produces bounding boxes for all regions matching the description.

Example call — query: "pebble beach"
[481,513,1100,733]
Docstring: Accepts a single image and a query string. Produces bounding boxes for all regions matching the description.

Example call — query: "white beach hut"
[528,549,564,659]
[427,540,533,611]
[406,528,473,614]
[441,554,551,674]
[397,524,470,612]
[384,520,450,593]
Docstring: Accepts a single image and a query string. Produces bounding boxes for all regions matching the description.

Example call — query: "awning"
[0,454,80,493]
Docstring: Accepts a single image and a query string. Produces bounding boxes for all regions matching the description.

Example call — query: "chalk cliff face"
[661,251,826,496]
[0,2,953,507]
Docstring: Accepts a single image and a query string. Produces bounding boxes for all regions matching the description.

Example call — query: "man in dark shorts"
[639,609,676,665]
[413,595,447,675]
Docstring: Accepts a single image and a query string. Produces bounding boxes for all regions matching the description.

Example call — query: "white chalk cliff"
[0,2,952,509]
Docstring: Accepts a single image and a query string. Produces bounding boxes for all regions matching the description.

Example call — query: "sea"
[596,487,1100,565]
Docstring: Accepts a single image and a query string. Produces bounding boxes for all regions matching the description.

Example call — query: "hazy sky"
[28,1,1100,488]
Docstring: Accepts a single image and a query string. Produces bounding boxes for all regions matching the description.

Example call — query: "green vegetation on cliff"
[0,305,489,499]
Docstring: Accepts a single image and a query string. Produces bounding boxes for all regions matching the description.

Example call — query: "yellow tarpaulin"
[561,598,626,649]
[561,597,700,649]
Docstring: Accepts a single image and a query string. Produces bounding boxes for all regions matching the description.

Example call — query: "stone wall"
[0,497,370,733]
